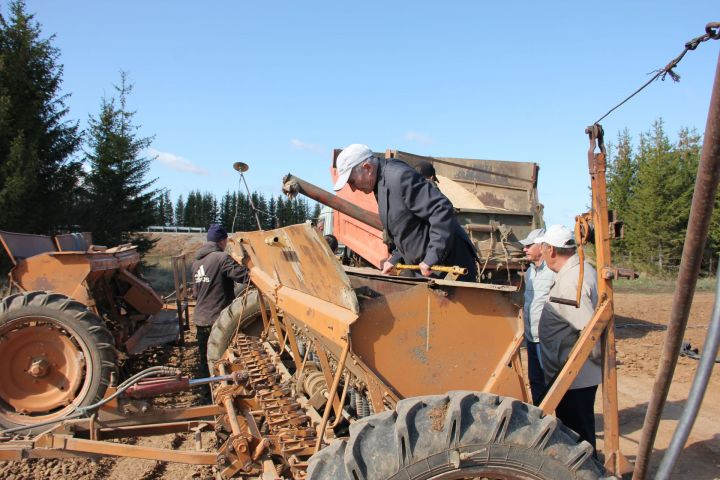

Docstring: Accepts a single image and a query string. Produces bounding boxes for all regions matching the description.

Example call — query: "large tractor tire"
[0,291,117,434]
[308,391,611,480]
[206,288,263,369]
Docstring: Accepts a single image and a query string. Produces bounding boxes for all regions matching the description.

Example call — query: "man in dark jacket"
[192,224,248,380]
[333,144,477,281]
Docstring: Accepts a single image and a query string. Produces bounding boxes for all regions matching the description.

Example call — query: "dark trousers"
[196,325,212,379]
[556,385,598,452]
[526,341,548,406]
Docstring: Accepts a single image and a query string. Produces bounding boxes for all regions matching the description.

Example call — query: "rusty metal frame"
[538,125,630,476]
[0,401,224,464]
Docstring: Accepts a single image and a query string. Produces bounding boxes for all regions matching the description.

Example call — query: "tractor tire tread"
[307,391,611,480]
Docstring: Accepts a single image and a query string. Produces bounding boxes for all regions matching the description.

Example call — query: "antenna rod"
[233,162,263,231]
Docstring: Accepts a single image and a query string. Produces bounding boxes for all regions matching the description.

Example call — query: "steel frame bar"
[97,420,213,440]
[586,134,632,475]
[41,435,217,464]
[315,339,350,452]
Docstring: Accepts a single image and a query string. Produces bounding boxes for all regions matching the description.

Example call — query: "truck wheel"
[206,287,263,369]
[0,291,117,434]
[308,391,611,480]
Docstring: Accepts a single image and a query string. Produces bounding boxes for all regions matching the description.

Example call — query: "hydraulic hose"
[0,366,180,436]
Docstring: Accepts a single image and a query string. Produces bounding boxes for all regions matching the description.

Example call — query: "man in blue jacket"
[333,144,477,282]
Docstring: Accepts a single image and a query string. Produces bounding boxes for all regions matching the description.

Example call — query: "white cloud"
[404,131,433,146]
[150,148,208,175]
[290,139,326,155]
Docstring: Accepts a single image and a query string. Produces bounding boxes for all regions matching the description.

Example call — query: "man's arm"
[221,254,249,283]
[398,169,456,267]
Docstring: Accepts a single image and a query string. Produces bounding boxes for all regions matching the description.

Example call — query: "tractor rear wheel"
[308,391,611,480]
[0,291,117,434]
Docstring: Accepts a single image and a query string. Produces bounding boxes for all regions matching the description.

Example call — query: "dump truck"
[0,231,181,433]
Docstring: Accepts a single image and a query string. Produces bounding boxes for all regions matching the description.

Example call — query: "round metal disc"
[233,162,249,172]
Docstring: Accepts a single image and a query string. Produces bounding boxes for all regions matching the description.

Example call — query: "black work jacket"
[191,242,248,327]
[375,159,477,281]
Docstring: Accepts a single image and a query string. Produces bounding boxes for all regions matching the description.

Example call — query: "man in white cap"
[537,224,600,453]
[333,144,477,281]
[520,227,555,405]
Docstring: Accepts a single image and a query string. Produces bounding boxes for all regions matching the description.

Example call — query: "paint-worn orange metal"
[230,223,528,404]
[0,230,177,432]
[0,321,84,414]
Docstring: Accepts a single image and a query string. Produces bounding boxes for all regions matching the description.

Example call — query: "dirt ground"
[0,276,717,478]
[603,291,720,479]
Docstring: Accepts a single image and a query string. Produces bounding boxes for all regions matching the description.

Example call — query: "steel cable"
[593,22,719,125]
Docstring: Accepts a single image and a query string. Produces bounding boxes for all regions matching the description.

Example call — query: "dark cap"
[416,161,438,182]
[207,224,228,242]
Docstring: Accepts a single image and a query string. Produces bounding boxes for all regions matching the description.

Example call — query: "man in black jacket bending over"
[192,224,248,381]
[333,144,477,282]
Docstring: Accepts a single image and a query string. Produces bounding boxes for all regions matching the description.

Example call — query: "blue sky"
[16,1,719,228]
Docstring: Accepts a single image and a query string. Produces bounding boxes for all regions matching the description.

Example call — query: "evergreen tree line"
[0,1,321,255]
[154,189,321,232]
[606,119,718,274]
[0,2,156,248]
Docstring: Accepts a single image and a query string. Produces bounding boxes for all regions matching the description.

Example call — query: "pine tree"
[606,129,637,255]
[81,72,157,246]
[624,120,698,271]
[175,195,185,226]
[0,1,82,233]
[155,192,167,225]
[311,202,321,221]
[162,190,173,225]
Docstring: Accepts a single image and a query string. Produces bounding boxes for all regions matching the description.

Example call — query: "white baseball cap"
[333,144,373,191]
[535,224,576,248]
[519,228,545,246]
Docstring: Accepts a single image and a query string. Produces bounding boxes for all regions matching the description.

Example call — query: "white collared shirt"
[523,261,555,342]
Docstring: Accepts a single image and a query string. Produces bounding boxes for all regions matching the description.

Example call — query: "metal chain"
[593,22,720,125]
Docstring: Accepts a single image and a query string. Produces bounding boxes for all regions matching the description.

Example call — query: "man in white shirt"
[520,228,555,405]
[538,224,600,452]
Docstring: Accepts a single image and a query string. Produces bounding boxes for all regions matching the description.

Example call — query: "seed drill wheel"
[0,291,117,434]
[206,287,264,370]
[308,391,611,480]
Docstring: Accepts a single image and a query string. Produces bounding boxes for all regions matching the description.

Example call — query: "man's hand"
[419,262,432,277]
[381,261,395,275]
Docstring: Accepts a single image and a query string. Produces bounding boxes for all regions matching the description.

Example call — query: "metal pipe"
[655,269,720,479]
[329,373,351,429]
[282,174,383,231]
[241,172,264,231]
[633,51,720,480]
[395,263,468,275]
[314,339,351,452]
[217,362,243,436]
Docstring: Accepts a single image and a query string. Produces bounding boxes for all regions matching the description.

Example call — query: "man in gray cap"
[333,144,477,281]
[537,224,600,452]
[192,224,248,384]
[520,227,555,405]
